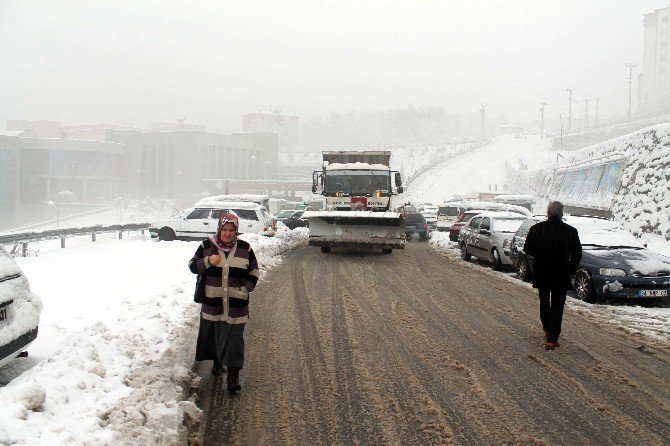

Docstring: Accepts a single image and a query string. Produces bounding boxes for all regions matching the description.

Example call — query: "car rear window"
[406,214,425,223]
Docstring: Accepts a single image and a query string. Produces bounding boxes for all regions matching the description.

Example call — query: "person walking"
[523,201,582,350]
[189,213,260,392]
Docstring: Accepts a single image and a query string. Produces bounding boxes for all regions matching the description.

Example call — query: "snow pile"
[506,123,670,240]
[0,228,308,445]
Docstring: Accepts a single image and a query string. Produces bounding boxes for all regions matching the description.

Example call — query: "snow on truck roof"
[325,162,389,171]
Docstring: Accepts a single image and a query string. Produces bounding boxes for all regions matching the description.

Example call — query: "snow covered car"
[0,245,42,369]
[436,203,462,232]
[458,212,528,270]
[511,216,670,303]
[279,210,309,230]
[149,201,275,241]
[419,205,438,231]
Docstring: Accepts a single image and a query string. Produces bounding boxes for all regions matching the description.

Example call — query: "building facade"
[639,6,670,115]
[1,120,279,229]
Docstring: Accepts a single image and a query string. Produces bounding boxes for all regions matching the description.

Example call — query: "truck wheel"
[158,227,175,241]
[382,248,392,254]
[320,246,331,253]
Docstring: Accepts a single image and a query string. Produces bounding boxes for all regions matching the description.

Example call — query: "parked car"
[150,201,275,241]
[405,213,429,241]
[507,216,543,281]
[448,203,532,241]
[458,212,528,270]
[0,245,42,369]
[280,210,309,230]
[510,215,670,303]
[449,209,486,241]
[275,209,298,219]
[436,203,462,232]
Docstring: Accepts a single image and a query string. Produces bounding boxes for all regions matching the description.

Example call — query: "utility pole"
[566,89,574,132]
[625,63,637,120]
[584,99,590,129]
[559,114,563,159]
[480,103,487,139]
[595,97,600,128]
[539,102,546,138]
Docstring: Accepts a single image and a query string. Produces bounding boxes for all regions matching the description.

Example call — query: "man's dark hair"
[547,201,564,218]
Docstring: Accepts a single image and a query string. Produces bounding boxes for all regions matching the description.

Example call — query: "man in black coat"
[524,201,582,350]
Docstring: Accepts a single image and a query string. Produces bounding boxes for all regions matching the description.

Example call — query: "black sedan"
[509,216,670,303]
[280,210,309,230]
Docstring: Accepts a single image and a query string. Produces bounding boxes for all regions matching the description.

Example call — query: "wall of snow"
[506,123,670,240]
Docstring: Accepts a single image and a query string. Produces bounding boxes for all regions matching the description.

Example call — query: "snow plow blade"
[303,211,405,250]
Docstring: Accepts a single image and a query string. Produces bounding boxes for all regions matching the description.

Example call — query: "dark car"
[510,216,670,303]
[280,210,309,230]
[405,213,429,241]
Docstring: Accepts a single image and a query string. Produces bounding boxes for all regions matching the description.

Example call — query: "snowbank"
[0,227,308,445]
[506,123,670,240]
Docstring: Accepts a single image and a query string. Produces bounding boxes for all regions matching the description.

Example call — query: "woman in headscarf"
[188,212,260,393]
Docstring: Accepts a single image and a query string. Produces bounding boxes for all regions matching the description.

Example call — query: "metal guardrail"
[0,223,151,256]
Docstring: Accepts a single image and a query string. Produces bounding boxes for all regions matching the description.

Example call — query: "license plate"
[0,305,9,325]
[637,289,668,297]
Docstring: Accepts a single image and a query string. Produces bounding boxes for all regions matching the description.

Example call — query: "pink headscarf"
[209,212,239,252]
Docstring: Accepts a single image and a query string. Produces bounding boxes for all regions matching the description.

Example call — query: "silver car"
[458,211,527,271]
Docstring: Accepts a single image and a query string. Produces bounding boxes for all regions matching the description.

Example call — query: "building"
[639,6,670,115]
[1,120,279,229]
[242,110,299,152]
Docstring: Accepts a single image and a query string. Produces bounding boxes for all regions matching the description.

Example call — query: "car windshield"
[323,170,390,195]
[276,210,295,218]
[492,218,526,233]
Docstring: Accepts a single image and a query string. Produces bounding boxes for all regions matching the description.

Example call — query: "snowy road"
[196,243,670,445]
[403,135,534,204]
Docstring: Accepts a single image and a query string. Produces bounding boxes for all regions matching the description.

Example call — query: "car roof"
[470,211,528,219]
[194,201,261,210]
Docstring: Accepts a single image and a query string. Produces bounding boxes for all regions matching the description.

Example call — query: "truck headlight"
[374,190,382,198]
[335,191,342,197]
[599,268,626,277]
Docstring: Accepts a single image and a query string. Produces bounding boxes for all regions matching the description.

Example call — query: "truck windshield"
[324,170,390,196]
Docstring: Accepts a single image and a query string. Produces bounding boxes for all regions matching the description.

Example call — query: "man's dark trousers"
[538,288,567,343]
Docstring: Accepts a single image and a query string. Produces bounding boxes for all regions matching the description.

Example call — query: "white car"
[150,201,275,241]
[458,211,528,271]
[0,245,42,369]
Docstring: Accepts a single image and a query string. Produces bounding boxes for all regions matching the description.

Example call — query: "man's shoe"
[554,342,560,348]
[211,366,225,376]
[545,342,556,350]
[227,367,242,393]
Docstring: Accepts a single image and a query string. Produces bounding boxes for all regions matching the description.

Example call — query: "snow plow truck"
[303,151,405,254]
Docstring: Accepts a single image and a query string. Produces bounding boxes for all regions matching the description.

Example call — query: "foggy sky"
[2,0,669,133]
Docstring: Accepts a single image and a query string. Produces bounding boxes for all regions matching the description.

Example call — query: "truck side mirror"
[312,185,317,193]
[397,186,404,193]
[395,172,402,187]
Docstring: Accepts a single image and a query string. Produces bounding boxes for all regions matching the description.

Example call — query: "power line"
[566,89,575,131]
